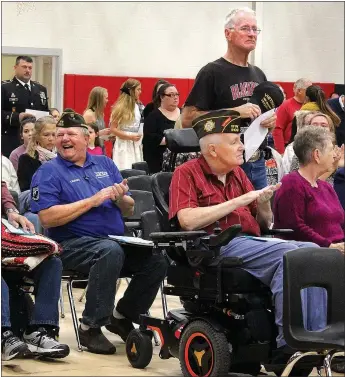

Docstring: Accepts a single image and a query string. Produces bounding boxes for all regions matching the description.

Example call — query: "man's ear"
[209,143,217,157]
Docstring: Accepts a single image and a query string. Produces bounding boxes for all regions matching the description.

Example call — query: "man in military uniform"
[1,56,49,157]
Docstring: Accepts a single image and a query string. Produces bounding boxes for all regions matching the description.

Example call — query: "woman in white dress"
[110,79,144,170]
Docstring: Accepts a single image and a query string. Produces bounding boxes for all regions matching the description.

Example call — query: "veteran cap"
[250,81,284,113]
[56,109,88,129]
[192,109,242,140]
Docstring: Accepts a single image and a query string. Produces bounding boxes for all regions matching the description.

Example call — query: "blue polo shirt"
[30,153,127,242]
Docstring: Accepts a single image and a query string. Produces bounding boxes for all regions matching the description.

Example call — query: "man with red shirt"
[169,109,325,371]
[273,78,312,154]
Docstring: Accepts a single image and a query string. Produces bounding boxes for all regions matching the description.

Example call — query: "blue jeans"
[241,155,268,190]
[2,256,62,328]
[220,237,326,348]
[60,236,168,327]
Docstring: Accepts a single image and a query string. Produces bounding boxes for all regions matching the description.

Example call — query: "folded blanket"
[1,224,61,258]
[2,254,53,271]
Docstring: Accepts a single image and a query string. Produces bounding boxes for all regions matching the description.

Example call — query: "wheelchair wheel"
[179,320,230,377]
[126,329,153,369]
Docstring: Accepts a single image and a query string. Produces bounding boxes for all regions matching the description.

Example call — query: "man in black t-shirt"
[181,7,276,190]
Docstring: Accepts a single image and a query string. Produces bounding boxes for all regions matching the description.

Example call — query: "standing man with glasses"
[181,7,276,190]
[1,56,49,157]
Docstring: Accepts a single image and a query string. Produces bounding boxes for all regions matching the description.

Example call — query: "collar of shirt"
[57,152,95,168]
[339,95,344,111]
[15,77,31,90]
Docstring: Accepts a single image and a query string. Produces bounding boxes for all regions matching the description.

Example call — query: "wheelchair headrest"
[164,129,200,153]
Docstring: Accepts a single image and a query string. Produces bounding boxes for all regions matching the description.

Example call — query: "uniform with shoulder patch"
[1,77,49,157]
[30,153,130,243]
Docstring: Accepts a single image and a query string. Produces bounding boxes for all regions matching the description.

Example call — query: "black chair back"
[120,169,146,179]
[127,175,153,192]
[151,172,178,232]
[132,161,149,174]
[283,247,345,350]
[126,190,156,222]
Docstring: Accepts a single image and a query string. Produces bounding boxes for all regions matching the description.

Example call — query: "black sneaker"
[332,359,345,374]
[23,327,70,359]
[1,330,32,361]
[105,316,134,342]
[78,326,116,355]
[269,345,315,376]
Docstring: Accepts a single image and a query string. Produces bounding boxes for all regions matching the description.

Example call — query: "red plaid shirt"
[169,156,261,236]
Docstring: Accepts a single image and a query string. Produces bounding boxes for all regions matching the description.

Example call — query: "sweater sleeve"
[273,102,289,154]
[143,111,165,147]
[274,178,331,246]
[1,181,17,212]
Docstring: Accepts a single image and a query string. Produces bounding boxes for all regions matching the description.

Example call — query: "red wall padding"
[63,74,335,157]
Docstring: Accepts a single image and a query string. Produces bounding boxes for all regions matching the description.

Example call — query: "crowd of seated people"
[2,72,344,377]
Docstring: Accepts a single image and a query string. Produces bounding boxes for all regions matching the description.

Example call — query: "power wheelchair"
[125,129,345,377]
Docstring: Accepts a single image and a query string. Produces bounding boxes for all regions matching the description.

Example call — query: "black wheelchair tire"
[179,320,230,377]
[126,329,153,369]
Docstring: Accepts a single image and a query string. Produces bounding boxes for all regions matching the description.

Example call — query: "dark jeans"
[1,256,62,328]
[60,236,168,328]
[241,155,268,190]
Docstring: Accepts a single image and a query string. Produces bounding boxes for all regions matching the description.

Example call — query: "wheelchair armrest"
[263,228,294,236]
[125,221,141,230]
[209,224,242,248]
[150,230,207,243]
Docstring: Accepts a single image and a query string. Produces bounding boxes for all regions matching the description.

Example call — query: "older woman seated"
[274,126,344,253]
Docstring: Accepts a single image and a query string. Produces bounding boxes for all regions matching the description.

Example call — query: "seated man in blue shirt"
[30,110,167,355]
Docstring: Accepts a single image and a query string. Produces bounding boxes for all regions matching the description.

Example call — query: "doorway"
[1,47,63,111]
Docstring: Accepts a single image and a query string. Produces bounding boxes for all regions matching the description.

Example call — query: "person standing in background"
[143,79,169,120]
[273,78,312,154]
[87,123,103,155]
[181,7,276,190]
[328,93,345,146]
[1,56,49,157]
[83,86,108,132]
[110,79,144,170]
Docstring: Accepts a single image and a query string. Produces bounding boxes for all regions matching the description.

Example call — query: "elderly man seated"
[30,111,167,355]
[169,110,326,373]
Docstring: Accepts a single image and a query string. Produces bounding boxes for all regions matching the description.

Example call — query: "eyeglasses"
[229,26,261,35]
[164,93,180,98]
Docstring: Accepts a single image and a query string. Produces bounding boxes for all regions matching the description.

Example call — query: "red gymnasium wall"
[63,74,335,157]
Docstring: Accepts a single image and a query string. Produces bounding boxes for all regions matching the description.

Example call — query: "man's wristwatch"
[6,208,19,215]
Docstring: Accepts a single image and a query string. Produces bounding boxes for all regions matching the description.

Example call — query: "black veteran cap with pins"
[250,81,284,113]
[192,109,242,139]
[56,109,88,129]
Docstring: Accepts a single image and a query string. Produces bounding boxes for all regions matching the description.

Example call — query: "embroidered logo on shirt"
[70,178,81,183]
[95,171,109,178]
[32,186,39,201]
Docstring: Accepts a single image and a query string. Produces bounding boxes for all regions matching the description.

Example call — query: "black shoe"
[105,316,134,342]
[269,345,314,376]
[332,359,345,374]
[78,326,116,355]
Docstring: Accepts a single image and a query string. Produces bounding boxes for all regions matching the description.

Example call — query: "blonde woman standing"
[83,86,108,131]
[110,79,143,169]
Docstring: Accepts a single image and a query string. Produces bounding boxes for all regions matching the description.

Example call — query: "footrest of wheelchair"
[265,354,324,372]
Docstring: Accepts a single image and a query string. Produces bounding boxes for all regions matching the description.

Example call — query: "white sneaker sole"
[26,344,69,358]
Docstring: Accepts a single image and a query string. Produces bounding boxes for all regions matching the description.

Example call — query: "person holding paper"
[1,56,49,157]
[30,110,167,355]
[180,7,277,190]
[143,83,180,173]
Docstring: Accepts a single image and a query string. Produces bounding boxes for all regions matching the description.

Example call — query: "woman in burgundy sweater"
[274,126,344,253]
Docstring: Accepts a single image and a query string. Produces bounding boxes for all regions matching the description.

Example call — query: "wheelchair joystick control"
[213,221,222,235]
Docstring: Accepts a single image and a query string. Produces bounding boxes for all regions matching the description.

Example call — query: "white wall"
[259,2,344,83]
[2,1,344,83]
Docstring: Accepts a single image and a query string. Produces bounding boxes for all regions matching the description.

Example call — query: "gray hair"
[293,126,335,165]
[199,133,224,154]
[224,7,256,28]
[293,78,312,92]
